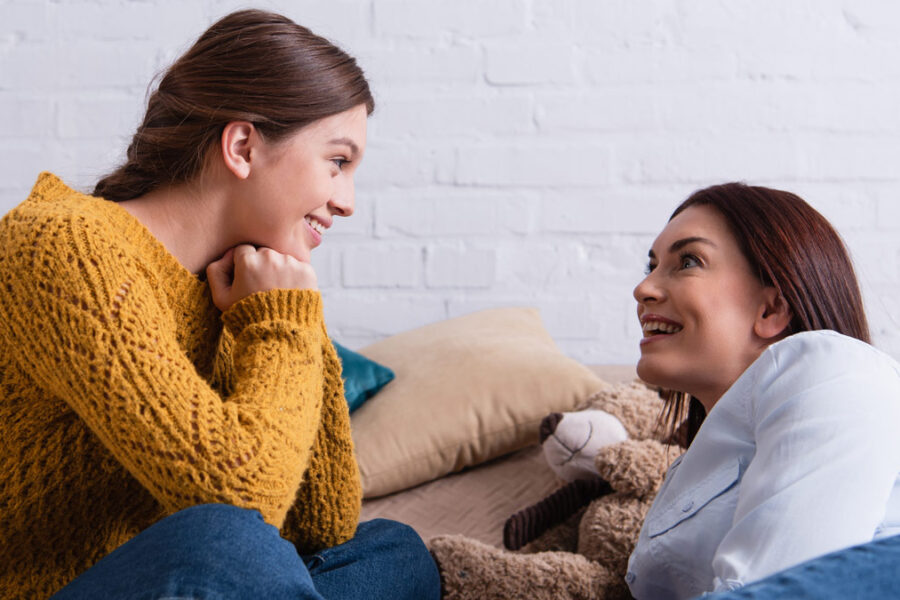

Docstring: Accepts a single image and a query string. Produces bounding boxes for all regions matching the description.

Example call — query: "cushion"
[332,341,395,412]
[350,307,610,498]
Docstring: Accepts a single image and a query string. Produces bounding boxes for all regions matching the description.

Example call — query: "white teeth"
[642,321,683,335]
[305,217,325,235]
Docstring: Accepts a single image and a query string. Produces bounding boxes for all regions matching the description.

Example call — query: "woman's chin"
[636,358,675,390]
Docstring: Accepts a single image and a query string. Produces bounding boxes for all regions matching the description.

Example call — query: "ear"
[220,121,258,180]
[754,287,792,340]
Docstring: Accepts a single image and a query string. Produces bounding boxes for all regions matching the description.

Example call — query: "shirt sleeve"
[711,333,900,591]
[0,229,329,529]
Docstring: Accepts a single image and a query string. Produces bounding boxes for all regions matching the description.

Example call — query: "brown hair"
[94,9,374,202]
[664,183,870,445]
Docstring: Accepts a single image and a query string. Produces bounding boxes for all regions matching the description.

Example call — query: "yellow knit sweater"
[0,173,361,599]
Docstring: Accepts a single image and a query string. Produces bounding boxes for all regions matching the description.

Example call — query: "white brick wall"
[2,0,900,364]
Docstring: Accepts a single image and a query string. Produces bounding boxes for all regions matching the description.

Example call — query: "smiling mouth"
[305,216,325,236]
[641,320,684,337]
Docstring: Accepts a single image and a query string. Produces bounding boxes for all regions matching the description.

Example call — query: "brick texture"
[2,0,899,364]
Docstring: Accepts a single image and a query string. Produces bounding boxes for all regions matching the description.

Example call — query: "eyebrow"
[328,137,360,158]
[648,236,718,259]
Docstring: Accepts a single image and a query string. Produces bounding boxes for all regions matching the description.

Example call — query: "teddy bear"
[429,380,685,600]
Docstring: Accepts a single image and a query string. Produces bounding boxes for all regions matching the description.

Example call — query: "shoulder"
[0,173,136,264]
[762,330,898,384]
[0,173,150,306]
[13,171,122,219]
[746,330,900,420]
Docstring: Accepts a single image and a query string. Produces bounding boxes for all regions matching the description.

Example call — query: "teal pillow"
[332,340,395,412]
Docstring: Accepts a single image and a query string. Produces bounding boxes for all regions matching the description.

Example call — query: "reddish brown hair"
[664,183,870,444]
[94,9,374,202]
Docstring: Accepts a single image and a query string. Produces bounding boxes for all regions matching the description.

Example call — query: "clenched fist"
[206,244,318,311]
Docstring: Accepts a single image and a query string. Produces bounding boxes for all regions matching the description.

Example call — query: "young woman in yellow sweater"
[0,9,439,600]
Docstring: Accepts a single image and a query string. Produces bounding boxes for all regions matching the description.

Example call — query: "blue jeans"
[704,533,900,599]
[51,504,441,600]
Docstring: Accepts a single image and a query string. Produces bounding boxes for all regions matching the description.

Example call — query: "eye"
[644,262,657,275]
[331,157,349,171]
[679,253,701,269]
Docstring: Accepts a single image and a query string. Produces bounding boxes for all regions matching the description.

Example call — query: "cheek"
[301,173,335,209]
[691,302,759,359]
[244,180,286,228]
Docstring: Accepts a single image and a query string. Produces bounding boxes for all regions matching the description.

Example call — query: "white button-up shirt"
[627,330,900,599]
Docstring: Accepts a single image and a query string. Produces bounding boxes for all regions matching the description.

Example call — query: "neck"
[692,342,771,413]
[694,393,719,415]
[119,181,229,275]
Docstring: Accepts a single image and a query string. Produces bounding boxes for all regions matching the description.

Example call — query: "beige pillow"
[350,307,610,498]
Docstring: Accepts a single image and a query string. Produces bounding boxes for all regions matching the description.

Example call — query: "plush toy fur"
[430,381,683,600]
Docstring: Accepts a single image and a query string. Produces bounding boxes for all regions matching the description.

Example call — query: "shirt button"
[681,500,694,512]
[625,572,636,584]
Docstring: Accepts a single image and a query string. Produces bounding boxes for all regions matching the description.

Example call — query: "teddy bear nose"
[539,413,563,443]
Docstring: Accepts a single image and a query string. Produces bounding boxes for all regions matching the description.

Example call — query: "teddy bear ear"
[539,413,563,444]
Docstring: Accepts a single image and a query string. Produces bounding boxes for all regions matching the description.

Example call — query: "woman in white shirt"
[627,183,900,599]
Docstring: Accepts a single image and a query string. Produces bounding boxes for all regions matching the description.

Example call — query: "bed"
[359,364,634,546]
[344,307,636,548]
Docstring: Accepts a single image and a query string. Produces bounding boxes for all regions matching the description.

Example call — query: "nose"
[633,272,662,304]
[328,180,355,218]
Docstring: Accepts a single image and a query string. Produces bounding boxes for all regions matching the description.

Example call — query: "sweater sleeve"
[282,336,362,552]
[710,333,900,591]
[0,227,327,529]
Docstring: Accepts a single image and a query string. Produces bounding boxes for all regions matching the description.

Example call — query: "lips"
[305,216,326,235]
[303,216,329,246]
[639,314,684,341]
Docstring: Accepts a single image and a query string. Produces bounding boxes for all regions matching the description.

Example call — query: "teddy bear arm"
[592,383,667,441]
[578,495,654,576]
[594,438,680,499]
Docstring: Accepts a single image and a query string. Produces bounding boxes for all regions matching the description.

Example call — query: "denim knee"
[359,519,431,559]
[359,519,441,598]
[54,504,320,600]
[305,518,440,600]
[153,504,312,593]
